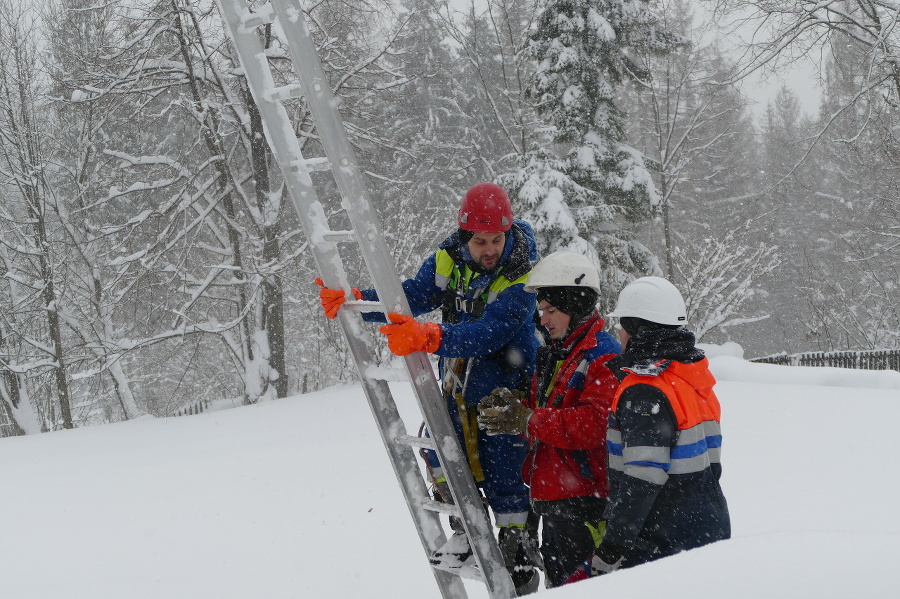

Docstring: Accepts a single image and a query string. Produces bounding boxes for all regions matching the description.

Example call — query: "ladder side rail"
[269,2,515,596]
[268,1,406,317]
[214,2,465,598]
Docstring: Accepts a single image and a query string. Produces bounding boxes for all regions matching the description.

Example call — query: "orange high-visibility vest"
[612,358,720,430]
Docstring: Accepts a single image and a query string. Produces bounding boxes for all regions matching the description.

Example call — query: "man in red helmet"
[317,183,541,594]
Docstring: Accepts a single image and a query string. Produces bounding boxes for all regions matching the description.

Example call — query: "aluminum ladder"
[214,1,517,597]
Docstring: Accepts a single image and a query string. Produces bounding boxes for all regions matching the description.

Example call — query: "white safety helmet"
[523,251,602,294]
[608,276,687,326]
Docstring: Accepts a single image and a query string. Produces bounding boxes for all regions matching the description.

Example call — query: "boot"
[523,509,544,573]
[429,481,473,569]
[498,526,540,596]
[429,516,473,569]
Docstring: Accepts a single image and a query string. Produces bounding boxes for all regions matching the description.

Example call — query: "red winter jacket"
[522,314,621,502]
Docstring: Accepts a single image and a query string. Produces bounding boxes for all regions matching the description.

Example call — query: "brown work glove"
[477,387,532,436]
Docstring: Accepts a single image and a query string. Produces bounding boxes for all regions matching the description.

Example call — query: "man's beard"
[474,255,498,271]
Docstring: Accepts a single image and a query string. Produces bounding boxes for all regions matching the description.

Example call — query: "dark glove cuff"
[595,541,627,565]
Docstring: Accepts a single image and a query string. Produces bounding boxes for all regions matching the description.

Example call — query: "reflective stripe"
[435,250,455,280]
[671,439,708,459]
[673,423,707,456]
[607,428,622,449]
[433,248,523,302]
[608,417,721,478]
[624,463,669,485]
[607,452,624,472]
[705,420,723,463]
[621,444,670,485]
[668,453,711,475]
[668,420,720,474]
[608,437,669,485]
[495,511,529,527]
[607,427,624,472]
[622,445,670,469]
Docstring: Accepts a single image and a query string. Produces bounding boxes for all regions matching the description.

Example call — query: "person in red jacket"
[477,251,621,588]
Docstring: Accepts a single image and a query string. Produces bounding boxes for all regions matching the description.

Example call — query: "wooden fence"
[751,349,900,371]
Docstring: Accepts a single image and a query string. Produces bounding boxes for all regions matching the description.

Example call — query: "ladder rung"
[241,3,275,28]
[363,364,408,383]
[289,157,331,173]
[433,562,485,583]
[341,299,382,311]
[267,84,304,102]
[422,498,461,518]
[320,229,356,243]
[395,434,435,450]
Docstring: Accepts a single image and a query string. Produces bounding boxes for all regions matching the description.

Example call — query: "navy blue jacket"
[603,327,730,567]
[362,220,540,405]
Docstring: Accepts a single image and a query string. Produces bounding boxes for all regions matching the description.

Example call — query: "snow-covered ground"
[2,347,899,598]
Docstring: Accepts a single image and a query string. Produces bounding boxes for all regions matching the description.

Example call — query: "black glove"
[476,387,533,436]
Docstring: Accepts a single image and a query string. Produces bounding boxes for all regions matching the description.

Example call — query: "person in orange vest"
[568,276,730,580]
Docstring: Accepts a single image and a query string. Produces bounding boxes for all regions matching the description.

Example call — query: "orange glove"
[315,277,362,319]
[379,313,442,356]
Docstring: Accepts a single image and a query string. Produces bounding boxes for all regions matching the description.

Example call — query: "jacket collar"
[439,221,535,282]
[557,311,604,353]
[540,311,604,360]
[622,326,705,365]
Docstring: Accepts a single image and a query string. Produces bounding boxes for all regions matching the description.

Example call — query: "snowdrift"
[1,356,897,598]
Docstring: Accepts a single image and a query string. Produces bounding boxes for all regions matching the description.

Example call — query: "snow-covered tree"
[501,0,681,307]
[617,0,775,342]
[0,1,77,430]
[447,0,540,170]
[625,0,759,277]
[0,248,42,436]
[43,0,404,406]
[700,0,900,355]
[704,1,900,102]
[374,0,477,276]
[794,247,900,351]
[674,225,780,341]
[788,34,900,351]
[41,0,279,409]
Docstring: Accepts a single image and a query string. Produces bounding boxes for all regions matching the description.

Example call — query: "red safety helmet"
[458,183,513,233]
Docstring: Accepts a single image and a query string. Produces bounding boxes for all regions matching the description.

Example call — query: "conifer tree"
[501,0,680,304]
[375,0,474,276]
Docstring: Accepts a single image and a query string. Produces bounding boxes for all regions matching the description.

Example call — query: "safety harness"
[431,224,534,481]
